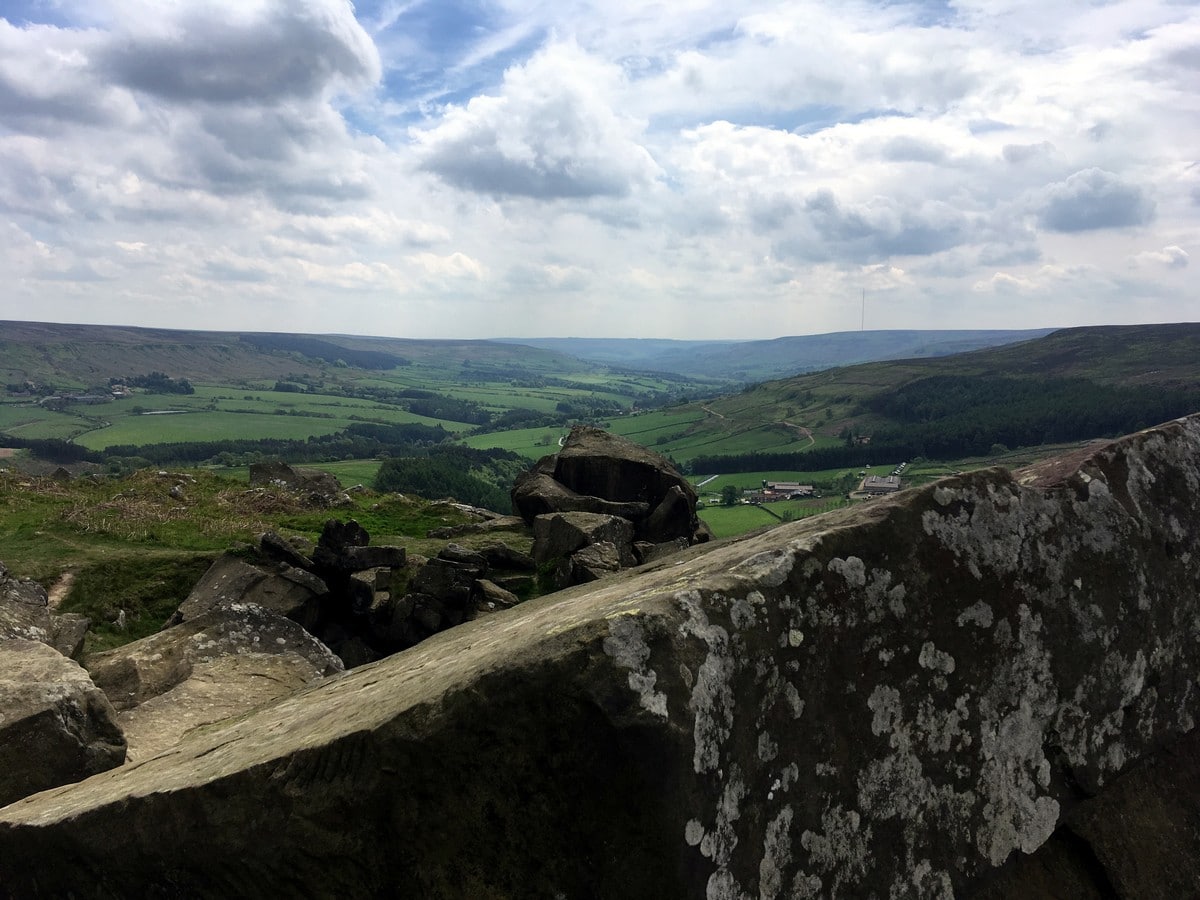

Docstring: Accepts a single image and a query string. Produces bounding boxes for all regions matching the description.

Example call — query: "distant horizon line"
[2,318,1198,344]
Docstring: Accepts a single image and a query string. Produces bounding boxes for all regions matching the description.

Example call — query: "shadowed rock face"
[513,425,702,551]
[0,640,125,808]
[2,415,1200,898]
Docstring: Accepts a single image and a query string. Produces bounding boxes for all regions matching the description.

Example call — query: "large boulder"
[115,653,341,765]
[531,511,636,567]
[563,541,623,585]
[86,602,344,711]
[554,425,697,516]
[169,553,329,630]
[511,470,650,522]
[3,415,1200,897]
[84,602,344,764]
[511,426,702,557]
[641,483,697,544]
[0,639,125,807]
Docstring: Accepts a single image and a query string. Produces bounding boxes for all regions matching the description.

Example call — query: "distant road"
[780,421,815,449]
[696,475,719,487]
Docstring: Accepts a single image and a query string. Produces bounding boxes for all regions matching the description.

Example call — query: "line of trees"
[114,373,194,394]
[373,445,524,513]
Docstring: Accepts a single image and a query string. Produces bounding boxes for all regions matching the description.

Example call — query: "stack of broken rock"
[512,425,711,587]
[0,427,704,808]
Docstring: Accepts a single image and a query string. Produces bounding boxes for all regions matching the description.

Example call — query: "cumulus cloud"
[799,189,969,261]
[411,42,661,199]
[973,272,1036,294]
[0,0,1197,337]
[1037,168,1156,232]
[0,20,138,131]
[1131,245,1189,269]
[97,0,380,103]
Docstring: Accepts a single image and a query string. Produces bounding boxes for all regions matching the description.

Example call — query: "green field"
[0,403,96,440]
[460,426,568,458]
[215,458,385,487]
[73,411,356,449]
[698,497,850,539]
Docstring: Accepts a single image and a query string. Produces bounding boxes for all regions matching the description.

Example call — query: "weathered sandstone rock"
[531,511,636,567]
[2,415,1199,898]
[0,639,125,807]
[0,567,52,643]
[2,565,91,659]
[565,540,623,584]
[511,470,650,521]
[48,613,90,660]
[115,653,339,764]
[169,553,329,629]
[975,725,1200,899]
[86,602,344,711]
[472,578,520,611]
[512,426,702,548]
[553,425,695,507]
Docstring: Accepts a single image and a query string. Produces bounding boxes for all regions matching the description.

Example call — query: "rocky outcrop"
[531,511,637,567]
[168,552,328,631]
[86,602,344,711]
[1,564,90,659]
[513,426,705,583]
[169,522,533,667]
[514,426,702,544]
[248,461,348,507]
[84,602,344,763]
[0,564,53,644]
[0,639,125,807]
[2,415,1200,898]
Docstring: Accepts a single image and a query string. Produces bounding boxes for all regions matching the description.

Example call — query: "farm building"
[862,475,902,495]
[762,481,815,499]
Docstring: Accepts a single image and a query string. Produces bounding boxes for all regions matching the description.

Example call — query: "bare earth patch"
[47,571,76,609]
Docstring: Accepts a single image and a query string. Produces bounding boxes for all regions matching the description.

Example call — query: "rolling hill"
[610,323,1200,466]
[498,328,1055,382]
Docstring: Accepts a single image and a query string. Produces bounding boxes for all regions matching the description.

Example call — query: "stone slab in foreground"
[2,416,1200,898]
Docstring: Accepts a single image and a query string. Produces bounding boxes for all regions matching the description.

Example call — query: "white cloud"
[405,251,486,280]
[0,0,1197,338]
[1037,168,1156,233]
[1131,245,1189,269]
[973,272,1036,294]
[97,0,380,103]
[411,42,661,200]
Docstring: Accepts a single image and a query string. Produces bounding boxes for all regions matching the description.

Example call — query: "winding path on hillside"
[47,570,76,610]
[780,421,816,449]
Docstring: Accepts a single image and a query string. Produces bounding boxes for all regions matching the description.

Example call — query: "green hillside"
[644,323,1200,470]
[500,328,1055,382]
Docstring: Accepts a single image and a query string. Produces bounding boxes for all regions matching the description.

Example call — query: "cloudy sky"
[0,0,1196,340]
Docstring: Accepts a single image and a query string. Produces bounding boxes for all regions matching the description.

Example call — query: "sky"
[0,0,1196,340]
